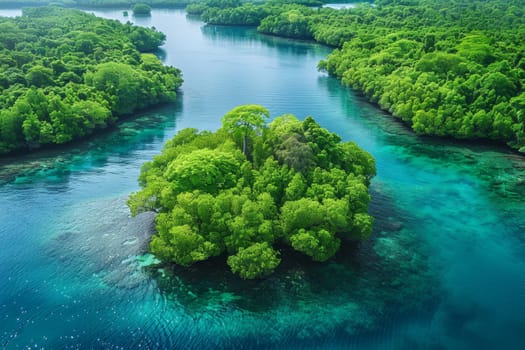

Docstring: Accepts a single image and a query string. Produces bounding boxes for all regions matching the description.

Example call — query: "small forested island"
[128,105,375,279]
[132,3,152,16]
[0,6,182,154]
[191,0,525,151]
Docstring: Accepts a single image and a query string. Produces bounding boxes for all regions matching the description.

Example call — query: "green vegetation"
[132,3,152,15]
[0,0,193,8]
[192,0,525,151]
[0,6,182,154]
[128,105,375,279]
[185,0,346,19]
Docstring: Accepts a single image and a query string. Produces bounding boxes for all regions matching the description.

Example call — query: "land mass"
[128,105,376,279]
[192,0,525,152]
[0,0,192,9]
[0,6,183,154]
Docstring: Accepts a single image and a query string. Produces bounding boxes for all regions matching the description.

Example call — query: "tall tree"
[221,104,270,157]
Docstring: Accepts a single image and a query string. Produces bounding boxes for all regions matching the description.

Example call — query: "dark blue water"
[1,8,524,349]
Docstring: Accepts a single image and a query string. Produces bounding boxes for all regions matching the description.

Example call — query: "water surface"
[0,8,524,349]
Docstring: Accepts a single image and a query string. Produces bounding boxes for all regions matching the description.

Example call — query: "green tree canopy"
[221,104,270,157]
[129,105,375,279]
[0,6,182,155]
[227,242,281,279]
[132,4,152,16]
[193,0,525,151]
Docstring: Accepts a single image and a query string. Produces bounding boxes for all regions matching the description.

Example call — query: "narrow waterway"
[0,8,524,349]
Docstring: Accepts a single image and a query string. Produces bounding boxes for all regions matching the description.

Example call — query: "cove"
[1,8,525,349]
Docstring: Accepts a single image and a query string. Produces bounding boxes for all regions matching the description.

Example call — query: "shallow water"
[0,8,524,349]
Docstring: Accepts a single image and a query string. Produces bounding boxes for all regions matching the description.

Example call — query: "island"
[132,3,152,16]
[128,105,376,279]
[0,6,183,154]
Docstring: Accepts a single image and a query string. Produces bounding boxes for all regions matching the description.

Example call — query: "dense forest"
[128,105,376,279]
[132,2,151,15]
[0,6,182,154]
[192,0,525,151]
[0,0,192,8]
[0,0,334,9]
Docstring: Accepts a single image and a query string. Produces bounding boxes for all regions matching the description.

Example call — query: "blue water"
[1,8,524,349]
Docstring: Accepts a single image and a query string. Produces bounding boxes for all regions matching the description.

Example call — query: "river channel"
[0,8,524,349]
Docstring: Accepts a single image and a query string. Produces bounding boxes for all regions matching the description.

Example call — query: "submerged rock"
[137,253,161,267]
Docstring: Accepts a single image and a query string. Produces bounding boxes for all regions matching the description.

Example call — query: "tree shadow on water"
[145,199,440,338]
[133,186,442,345]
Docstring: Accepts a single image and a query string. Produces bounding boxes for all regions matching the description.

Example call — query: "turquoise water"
[1,8,525,349]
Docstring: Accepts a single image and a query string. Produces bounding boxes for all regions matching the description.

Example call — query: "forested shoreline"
[192,0,525,151]
[0,6,182,154]
[0,0,345,10]
[0,0,192,9]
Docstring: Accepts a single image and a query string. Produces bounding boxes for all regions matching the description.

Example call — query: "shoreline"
[1,5,524,159]
[0,1,190,9]
[0,99,180,163]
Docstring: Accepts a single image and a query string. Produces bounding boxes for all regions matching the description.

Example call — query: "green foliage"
[0,0,194,8]
[290,228,340,262]
[132,3,152,16]
[164,149,241,194]
[129,105,375,279]
[319,0,525,149]
[258,8,314,40]
[0,6,182,154]
[127,26,166,52]
[201,3,269,26]
[194,0,525,150]
[221,104,270,157]
[196,2,317,37]
[151,224,209,266]
[227,242,281,279]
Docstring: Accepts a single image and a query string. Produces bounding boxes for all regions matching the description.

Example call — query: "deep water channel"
[1,8,525,349]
